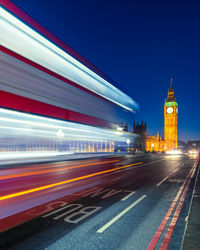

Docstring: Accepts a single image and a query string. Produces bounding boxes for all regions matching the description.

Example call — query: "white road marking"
[123,159,167,172]
[121,191,136,201]
[156,166,181,187]
[97,195,147,233]
[180,159,189,167]
[156,176,169,187]
[173,168,179,174]
[145,161,183,188]
[141,159,166,166]
[42,203,76,218]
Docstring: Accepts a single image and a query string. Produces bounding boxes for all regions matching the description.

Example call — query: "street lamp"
[127,138,130,152]
[57,129,64,151]
[57,129,64,139]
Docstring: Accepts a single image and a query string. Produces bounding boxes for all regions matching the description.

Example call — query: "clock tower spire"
[166,78,176,102]
[164,78,178,151]
[170,77,173,90]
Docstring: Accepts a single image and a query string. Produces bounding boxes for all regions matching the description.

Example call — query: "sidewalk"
[182,154,200,250]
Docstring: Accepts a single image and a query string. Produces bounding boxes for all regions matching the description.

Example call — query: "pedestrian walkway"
[182,154,200,250]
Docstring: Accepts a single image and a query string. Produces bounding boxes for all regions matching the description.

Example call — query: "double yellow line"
[0,162,142,201]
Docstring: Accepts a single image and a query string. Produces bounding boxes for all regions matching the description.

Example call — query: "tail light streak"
[0,162,142,201]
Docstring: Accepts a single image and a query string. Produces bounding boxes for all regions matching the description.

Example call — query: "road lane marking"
[147,161,196,250]
[97,195,147,233]
[172,168,179,174]
[160,165,196,249]
[180,159,189,167]
[121,191,136,201]
[156,167,180,187]
[156,176,169,187]
[42,203,71,218]
[0,162,142,201]
[139,159,165,166]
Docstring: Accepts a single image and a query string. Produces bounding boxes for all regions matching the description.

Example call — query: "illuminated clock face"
[176,108,178,114]
[167,107,173,114]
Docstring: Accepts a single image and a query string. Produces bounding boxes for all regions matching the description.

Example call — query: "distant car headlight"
[189,150,197,155]
[166,150,182,155]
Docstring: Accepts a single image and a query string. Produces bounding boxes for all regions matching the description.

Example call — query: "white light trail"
[0,6,138,112]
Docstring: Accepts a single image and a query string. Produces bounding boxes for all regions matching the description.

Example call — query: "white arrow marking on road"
[97,195,147,233]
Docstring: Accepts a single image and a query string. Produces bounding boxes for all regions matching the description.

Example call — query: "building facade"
[133,122,165,152]
[146,133,165,152]
[134,79,178,152]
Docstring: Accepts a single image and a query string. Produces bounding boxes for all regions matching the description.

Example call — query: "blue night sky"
[11,0,200,142]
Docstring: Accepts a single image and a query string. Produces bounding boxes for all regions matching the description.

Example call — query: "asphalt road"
[0,153,198,249]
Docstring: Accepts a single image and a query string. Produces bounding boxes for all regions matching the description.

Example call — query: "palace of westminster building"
[134,79,178,152]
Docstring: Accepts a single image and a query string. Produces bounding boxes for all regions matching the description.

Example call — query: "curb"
[182,154,200,250]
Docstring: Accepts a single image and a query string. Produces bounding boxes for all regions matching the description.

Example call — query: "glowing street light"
[117,126,123,131]
[57,129,64,139]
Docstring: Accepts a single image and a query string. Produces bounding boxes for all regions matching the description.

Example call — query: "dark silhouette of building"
[187,141,200,150]
[133,120,147,150]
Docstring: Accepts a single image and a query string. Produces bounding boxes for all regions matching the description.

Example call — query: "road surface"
[0,153,198,249]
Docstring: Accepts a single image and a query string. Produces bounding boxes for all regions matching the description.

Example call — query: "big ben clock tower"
[164,78,178,151]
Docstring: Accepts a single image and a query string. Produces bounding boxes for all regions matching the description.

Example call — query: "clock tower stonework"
[164,79,178,151]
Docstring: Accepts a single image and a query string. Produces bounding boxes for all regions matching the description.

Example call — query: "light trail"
[0,162,143,201]
[0,159,119,180]
[0,6,138,112]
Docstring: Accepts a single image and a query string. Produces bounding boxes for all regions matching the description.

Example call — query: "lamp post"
[152,143,154,152]
[127,138,130,152]
[57,129,64,152]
